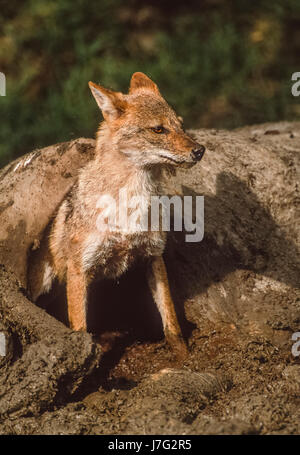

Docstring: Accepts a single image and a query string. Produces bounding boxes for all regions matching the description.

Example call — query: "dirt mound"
[0,122,299,434]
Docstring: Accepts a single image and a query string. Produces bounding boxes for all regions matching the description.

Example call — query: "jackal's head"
[89,72,205,168]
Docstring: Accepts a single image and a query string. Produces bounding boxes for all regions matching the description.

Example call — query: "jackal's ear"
[129,72,160,94]
[89,81,127,121]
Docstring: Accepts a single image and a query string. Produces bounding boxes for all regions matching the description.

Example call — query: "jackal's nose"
[191,145,206,162]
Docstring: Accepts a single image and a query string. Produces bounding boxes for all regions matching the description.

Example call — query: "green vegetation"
[1,0,300,166]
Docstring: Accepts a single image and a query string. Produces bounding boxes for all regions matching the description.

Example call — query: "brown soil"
[0,122,299,434]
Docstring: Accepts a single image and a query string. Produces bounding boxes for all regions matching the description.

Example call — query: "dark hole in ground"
[35,259,195,391]
[87,262,163,341]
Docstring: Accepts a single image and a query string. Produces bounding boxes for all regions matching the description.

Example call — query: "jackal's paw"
[165,331,189,362]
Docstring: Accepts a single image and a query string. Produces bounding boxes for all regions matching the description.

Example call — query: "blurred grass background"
[1,0,300,166]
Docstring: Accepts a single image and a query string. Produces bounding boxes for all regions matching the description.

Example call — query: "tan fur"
[147,256,188,360]
[28,72,205,359]
[66,259,88,331]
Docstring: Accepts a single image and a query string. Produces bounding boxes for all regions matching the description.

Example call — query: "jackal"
[28,72,205,359]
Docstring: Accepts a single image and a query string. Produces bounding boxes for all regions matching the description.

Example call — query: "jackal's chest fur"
[50,159,168,281]
[82,230,166,279]
[77,163,167,279]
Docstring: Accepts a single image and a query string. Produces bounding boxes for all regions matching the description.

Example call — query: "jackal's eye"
[150,126,167,134]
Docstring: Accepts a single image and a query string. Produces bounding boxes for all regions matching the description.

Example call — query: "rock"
[0,266,102,418]
[163,122,300,345]
[118,368,231,433]
[0,330,101,418]
[0,138,95,287]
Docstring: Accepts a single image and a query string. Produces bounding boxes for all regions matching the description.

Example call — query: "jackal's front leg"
[147,255,188,360]
[66,260,87,331]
